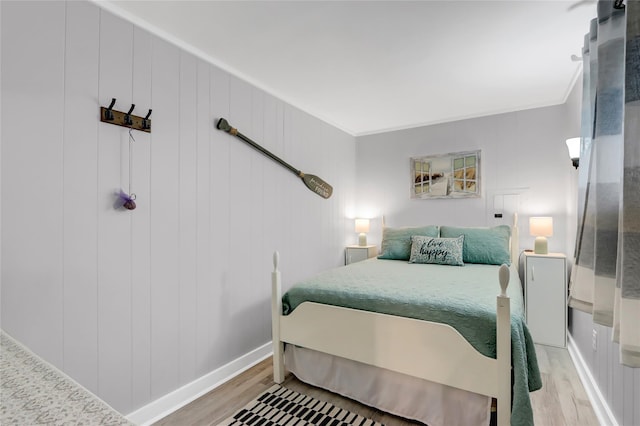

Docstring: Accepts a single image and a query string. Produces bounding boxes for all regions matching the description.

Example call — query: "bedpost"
[272,251,285,383]
[511,212,519,264]
[496,264,512,426]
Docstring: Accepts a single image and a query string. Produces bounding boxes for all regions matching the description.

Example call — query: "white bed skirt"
[285,344,491,426]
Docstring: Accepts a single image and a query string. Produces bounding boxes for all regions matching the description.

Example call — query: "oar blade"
[301,174,333,199]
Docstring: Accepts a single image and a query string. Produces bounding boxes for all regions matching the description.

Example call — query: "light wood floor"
[154,344,599,426]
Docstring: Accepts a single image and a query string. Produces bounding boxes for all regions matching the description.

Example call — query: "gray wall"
[355,102,577,258]
[1,0,356,414]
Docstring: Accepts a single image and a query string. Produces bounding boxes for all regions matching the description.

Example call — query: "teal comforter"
[282,258,542,426]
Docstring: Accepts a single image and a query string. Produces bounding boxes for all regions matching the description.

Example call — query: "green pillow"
[378,225,440,260]
[440,225,511,265]
[409,235,465,266]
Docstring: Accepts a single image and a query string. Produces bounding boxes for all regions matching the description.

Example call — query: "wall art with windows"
[411,150,480,199]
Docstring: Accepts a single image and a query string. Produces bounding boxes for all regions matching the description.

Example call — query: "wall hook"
[142,109,152,130]
[104,98,116,121]
[124,104,136,126]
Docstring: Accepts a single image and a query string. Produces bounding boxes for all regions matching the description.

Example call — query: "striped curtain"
[569,0,640,367]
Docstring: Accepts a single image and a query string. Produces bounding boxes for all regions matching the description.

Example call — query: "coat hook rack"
[100,98,152,133]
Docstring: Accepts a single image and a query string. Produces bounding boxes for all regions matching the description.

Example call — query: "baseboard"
[126,342,272,426]
[567,334,618,426]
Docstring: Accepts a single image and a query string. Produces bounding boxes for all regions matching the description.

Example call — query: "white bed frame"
[271,217,520,426]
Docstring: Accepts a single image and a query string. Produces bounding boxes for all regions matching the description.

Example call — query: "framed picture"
[411,150,481,199]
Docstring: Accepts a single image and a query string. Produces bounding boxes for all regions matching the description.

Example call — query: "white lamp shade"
[529,217,553,237]
[530,216,552,254]
[355,218,370,233]
[566,137,580,159]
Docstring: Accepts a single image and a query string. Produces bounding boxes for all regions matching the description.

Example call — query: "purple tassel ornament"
[118,189,137,210]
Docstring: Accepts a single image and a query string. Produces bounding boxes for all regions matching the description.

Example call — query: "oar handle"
[217,118,301,178]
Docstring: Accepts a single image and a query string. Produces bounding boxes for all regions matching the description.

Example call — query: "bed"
[270,219,541,426]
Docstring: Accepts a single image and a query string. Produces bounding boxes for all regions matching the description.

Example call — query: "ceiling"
[105,0,596,136]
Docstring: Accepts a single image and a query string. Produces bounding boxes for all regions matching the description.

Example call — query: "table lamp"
[529,216,553,254]
[355,219,370,246]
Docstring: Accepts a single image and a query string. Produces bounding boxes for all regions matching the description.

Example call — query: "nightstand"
[523,252,567,348]
[345,245,377,265]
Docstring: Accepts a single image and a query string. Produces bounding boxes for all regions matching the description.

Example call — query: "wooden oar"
[216,118,333,199]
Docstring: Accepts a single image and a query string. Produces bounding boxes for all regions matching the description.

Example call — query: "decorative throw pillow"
[409,235,465,266]
[440,225,511,265]
[377,225,440,260]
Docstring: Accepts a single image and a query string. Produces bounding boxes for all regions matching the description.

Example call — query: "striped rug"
[218,384,383,426]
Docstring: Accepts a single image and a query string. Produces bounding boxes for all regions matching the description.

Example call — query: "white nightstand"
[523,252,567,348]
[345,245,377,265]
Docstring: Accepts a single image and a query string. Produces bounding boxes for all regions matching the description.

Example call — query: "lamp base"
[358,233,367,246]
[534,236,548,254]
